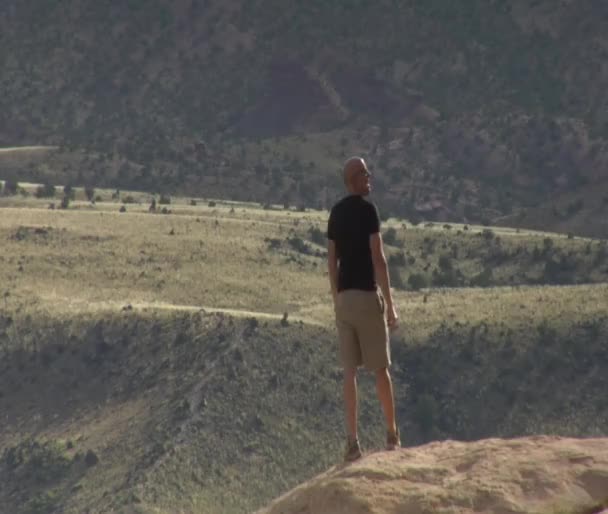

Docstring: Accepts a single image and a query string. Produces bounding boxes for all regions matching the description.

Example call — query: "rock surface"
[255,436,608,514]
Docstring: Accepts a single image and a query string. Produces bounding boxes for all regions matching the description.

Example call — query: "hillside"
[0,192,607,513]
[256,437,608,514]
[1,2,608,235]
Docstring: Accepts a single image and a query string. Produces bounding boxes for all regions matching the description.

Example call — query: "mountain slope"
[1,1,608,234]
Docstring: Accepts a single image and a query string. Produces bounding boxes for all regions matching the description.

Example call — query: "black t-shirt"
[327,195,380,292]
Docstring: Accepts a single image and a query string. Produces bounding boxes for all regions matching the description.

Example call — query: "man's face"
[353,166,371,196]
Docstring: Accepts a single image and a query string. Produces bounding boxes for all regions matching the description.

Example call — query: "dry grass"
[1,192,606,331]
[0,198,328,321]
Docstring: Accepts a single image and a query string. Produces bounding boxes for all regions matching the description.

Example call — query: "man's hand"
[386,303,399,330]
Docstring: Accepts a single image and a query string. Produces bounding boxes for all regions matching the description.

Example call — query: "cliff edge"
[255,436,608,514]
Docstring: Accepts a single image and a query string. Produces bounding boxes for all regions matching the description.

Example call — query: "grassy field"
[0,188,607,514]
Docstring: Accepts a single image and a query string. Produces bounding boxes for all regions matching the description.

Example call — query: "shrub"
[208,201,216,207]
[60,196,70,209]
[84,449,99,467]
[414,393,440,435]
[159,193,171,204]
[35,183,56,198]
[388,251,406,267]
[287,236,310,255]
[266,238,281,250]
[84,186,95,202]
[122,195,136,204]
[438,254,453,271]
[119,205,127,213]
[308,226,325,246]
[408,273,428,291]
[63,184,75,200]
[470,267,493,287]
[432,267,461,287]
[389,267,406,289]
[481,228,494,241]
[190,199,197,206]
[383,227,398,246]
[3,179,19,195]
[25,490,59,514]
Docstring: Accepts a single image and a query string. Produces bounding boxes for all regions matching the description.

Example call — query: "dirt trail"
[36,295,327,327]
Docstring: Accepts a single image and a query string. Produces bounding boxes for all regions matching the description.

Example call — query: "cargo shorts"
[334,289,390,370]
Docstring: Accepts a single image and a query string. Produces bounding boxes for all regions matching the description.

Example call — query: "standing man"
[327,156,400,462]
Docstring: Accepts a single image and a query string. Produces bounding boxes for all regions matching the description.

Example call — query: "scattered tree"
[35,183,56,198]
[84,186,95,202]
[63,184,75,200]
[3,179,19,196]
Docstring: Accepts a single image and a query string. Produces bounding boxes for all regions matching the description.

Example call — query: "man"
[327,156,400,462]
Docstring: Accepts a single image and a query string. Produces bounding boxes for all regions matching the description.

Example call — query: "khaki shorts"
[335,289,390,370]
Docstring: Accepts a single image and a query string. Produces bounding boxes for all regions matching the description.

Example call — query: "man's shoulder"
[331,195,374,211]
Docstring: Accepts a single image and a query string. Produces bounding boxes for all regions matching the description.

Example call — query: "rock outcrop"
[256,436,608,514]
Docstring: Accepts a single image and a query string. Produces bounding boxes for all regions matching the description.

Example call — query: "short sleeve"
[327,210,336,240]
[367,202,380,235]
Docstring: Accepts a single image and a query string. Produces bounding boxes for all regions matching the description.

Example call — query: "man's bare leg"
[344,366,358,441]
[375,367,397,436]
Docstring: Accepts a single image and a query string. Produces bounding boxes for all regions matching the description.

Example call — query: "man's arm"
[370,233,398,328]
[327,239,339,305]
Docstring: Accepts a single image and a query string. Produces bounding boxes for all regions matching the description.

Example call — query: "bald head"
[342,156,371,195]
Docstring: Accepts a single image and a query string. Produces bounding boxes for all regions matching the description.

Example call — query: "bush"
[470,267,493,287]
[438,254,453,272]
[481,228,494,241]
[389,267,406,289]
[35,183,56,198]
[159,193,171,204]
[119,205,127,213]
[287,236,310,255]
[308,226,325,246]
[388,251,406,267]
[84,449,99,467]
[122,195,136,204]
[25,490,59,514]
[3,179,19,195]
[60,196,70,209]
[432,267,462,287]
[383,227,398,246]
[84,186,95,202]
[63,184,75,200]
[414,393,440,435]
[408,273,428,291]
